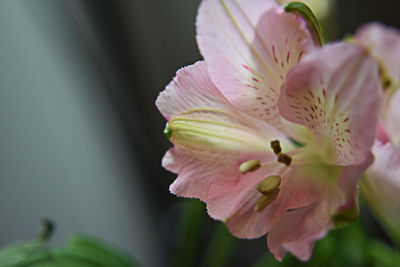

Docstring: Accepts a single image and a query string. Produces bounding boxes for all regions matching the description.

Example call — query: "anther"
[257,175,281,194]
[270,140,282,155]
[254,188,280,212]
[278,153,292,166]
[239,160,261,174]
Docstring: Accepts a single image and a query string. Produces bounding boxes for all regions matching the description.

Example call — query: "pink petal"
[278,42,380,166]
[376,118,390,144]
[267,203,324,261]
[386,89,400,146]
[206,157,282,221]
[362,141,400,230]
[196,0,315,135]
[157,61,291,200]
[366,141,400,195]
[335,153,373,215]
[356,23,400,88]
[163,147,233,200]
[221,163,318,239]
[268,158,370,261]
[156,61,231,121]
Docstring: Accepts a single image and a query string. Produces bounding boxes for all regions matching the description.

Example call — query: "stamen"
[278,153,292,166]
[270,140,282,155]
[254,188,280,212]
[257,175,281,194]
[239,160,261,174]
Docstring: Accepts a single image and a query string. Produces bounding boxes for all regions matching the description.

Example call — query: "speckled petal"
[278,42,380,165]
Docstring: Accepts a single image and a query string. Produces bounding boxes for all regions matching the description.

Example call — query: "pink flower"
[356,23,400,243]
[156,0,381,261]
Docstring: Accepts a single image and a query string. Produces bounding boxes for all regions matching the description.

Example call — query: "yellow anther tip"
[239,160,261,174]
[254,188,280,212]
[257,175,281,194]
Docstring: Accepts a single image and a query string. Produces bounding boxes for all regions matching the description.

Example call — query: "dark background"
[0,1,399,266]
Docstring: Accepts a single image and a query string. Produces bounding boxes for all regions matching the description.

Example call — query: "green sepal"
[284,2,325,46]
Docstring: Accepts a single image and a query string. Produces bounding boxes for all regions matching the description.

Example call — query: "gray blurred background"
[0,1,399,267]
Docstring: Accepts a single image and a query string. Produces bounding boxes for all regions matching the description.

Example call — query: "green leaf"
[0,219,54,267]
[368,240,400,267]
[284,2,325,46]
[0,220,141,267]
[53,235,139,267]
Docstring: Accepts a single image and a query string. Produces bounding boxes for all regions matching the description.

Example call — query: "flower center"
[270,139,292,166]
[252,140,294,212]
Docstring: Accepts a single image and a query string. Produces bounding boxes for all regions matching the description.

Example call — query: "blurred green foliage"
[176,199,400,267]
[174,199,206,267]
[253,221,400,267]
[0,220,140,267]
[2,203,399,267]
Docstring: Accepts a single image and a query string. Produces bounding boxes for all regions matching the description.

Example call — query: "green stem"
[201,223,237,267]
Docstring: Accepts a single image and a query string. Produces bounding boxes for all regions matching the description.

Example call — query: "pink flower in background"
[156,0,381,261]
[356,23,400,92]
[356,23,400,242]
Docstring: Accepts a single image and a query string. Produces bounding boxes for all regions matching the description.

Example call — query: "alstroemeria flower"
[156,39,380,261]
[356,23,400,243]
